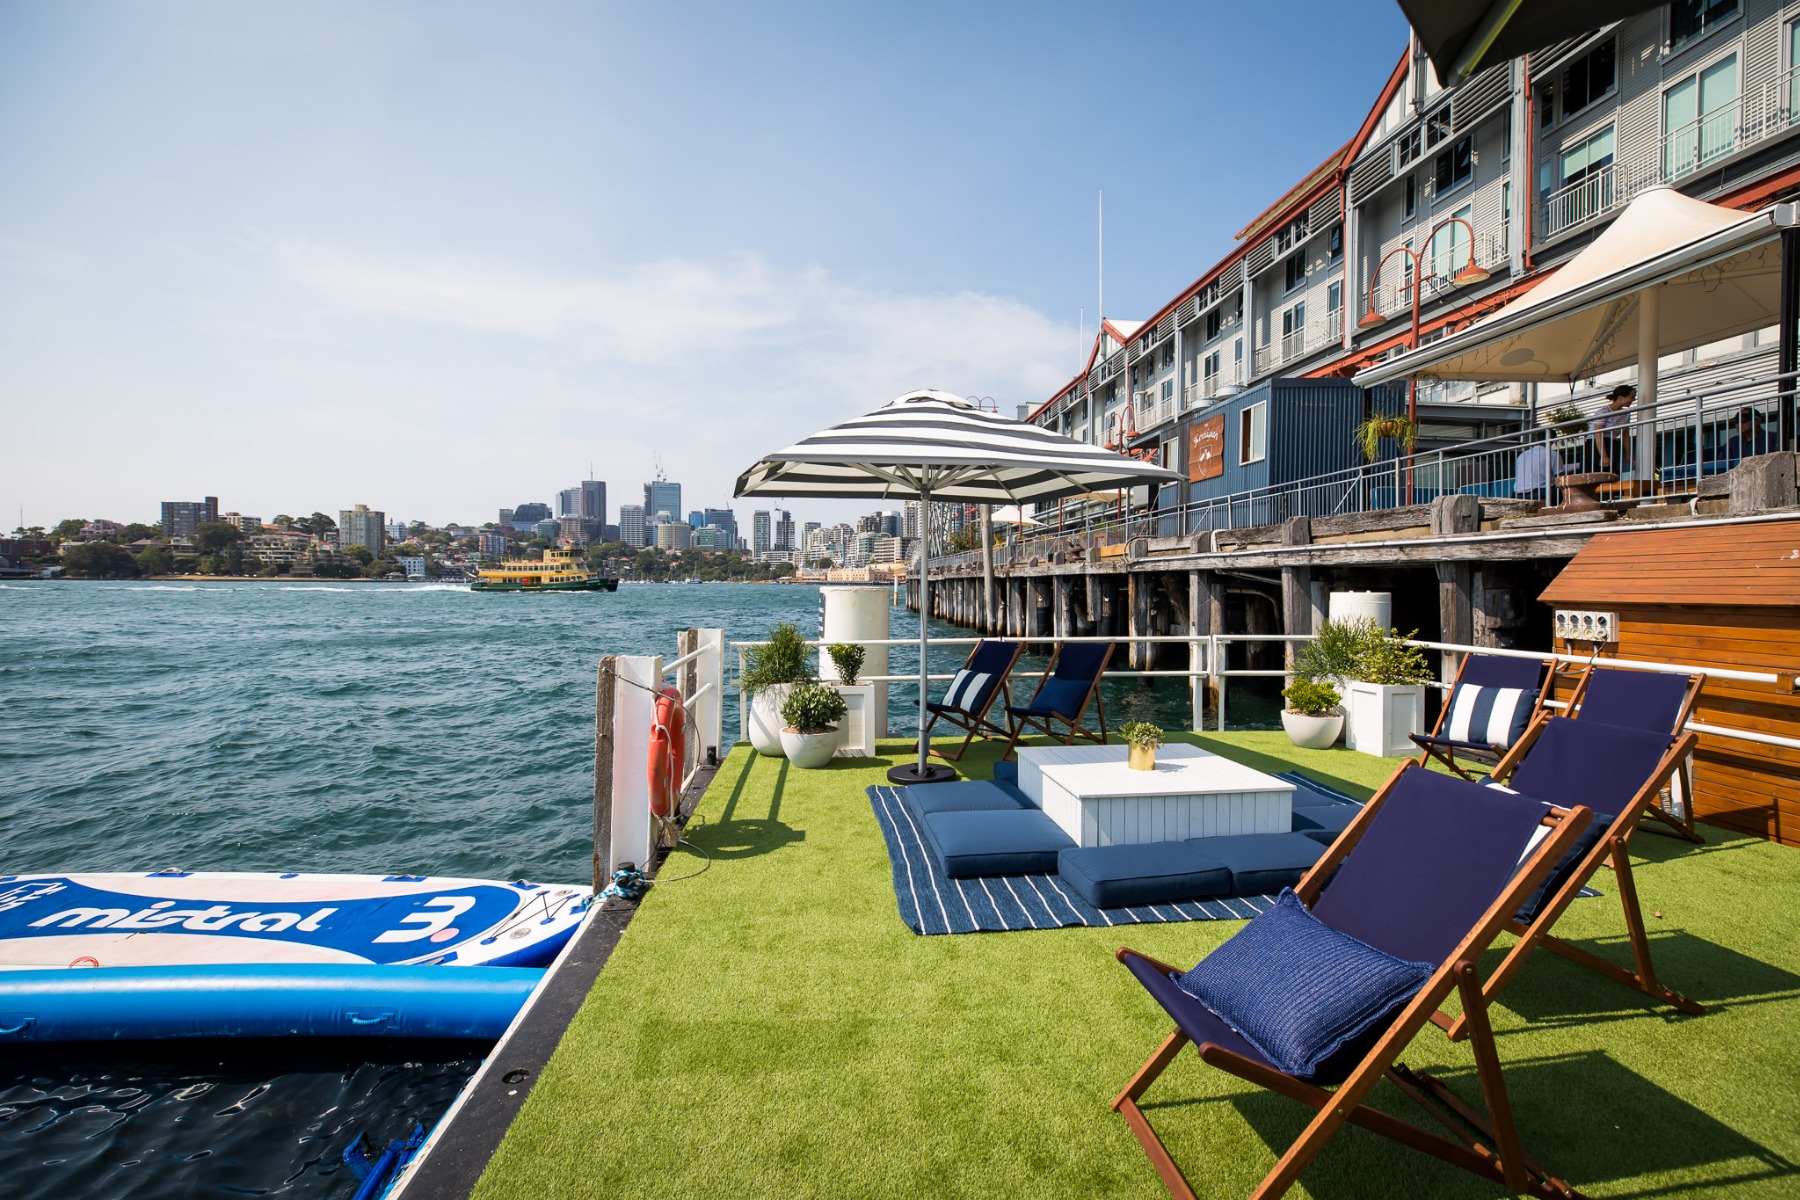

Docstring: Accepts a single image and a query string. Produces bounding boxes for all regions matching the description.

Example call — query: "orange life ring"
[649,686,686,818]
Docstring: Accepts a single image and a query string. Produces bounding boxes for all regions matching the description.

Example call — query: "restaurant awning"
[1357,188,1800,387]
[1398,0,1664,84]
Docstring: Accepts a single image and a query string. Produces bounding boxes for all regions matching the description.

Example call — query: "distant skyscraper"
[580,480,606,525]
[774,509,794,552]
[644,480,680,523]
[339,504,385,556]
[558,514,589,545]
[655,521,692,551]
[558,488,583,518]
[880,512,901,538]
[618,504,647,548]
[160,497,219,543]
[499,507,515,529]
[903,501,920,539]
[687,510,705,529]
[534,518,560,541]
[510,502,552,532]
[704,508,737,550]
[752,510,772,555]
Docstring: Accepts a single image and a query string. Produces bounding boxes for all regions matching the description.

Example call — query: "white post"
[736,645,748,745]
[610,654,661,875]
[913,488,932,774]
[1638,284,1659,481]
[697,628,724,764]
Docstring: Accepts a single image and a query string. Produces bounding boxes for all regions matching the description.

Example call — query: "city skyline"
[0,2,1405,526]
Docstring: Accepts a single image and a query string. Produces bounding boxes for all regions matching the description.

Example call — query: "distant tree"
[62,542,139,578]
[310,511,337,532]
[197,552,225,575]
[272,514,295,529]
[223,544,246,575]
[256,563,282,577]
[54,518,87,541]
[340,544,374,566]
[408,521,428,537]
[135,545,173,576]
[118,522,160,543]
[193,522,242,555]
[312,561,362,579]
[527,537,552,550]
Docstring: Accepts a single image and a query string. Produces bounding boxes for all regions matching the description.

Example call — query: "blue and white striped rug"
[866,785,1280,936]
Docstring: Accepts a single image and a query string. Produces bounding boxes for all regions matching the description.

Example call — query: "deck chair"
[1409,652,1551,779]
[999,642,1113,760]
[1439,715,1705,1042]
[1114,764,1593,1200]
[920,639,1023,761]
[1566,665,1706,841]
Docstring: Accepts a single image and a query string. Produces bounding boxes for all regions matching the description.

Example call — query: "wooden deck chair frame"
[1114,765,1594,1200]
[999,642,1113,761]
[1411,653,1552,780]
[1437,716,1706,1042]
[921,640,1024,762]
[1559,665,1706,842]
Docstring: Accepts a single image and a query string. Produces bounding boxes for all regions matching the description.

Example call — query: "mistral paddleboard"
[0,872,592,971]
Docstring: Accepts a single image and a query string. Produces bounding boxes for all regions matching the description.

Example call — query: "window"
[1670,0,1738,51]
[1429,204,1473,280]
[1664,54,1738,179]
[1560,40,1616,120]
[1161,379,1174,404]
[1239,401,1267,465]
[1328,223,1343,261]
[1403,174,1417,219]
[1162,343,1174,368]
[1234,338,1243,368]
[1327,280,1343,314]
[1281,302,1305,339]
[1284,253,1307,292]
[1275,214,1310,254]
[1791,21,1800,118]
[1537,81,1556,128]
[1397,128,1422,167]
[1205,308,1223,340]
[1433,136,1474,195]
[1422,108,1452,149]
[1203,350,1221,382]
[1541,125,1615,199]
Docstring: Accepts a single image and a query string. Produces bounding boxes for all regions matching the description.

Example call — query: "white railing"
[1664,98,1741,181]
[1541,165,1618,238]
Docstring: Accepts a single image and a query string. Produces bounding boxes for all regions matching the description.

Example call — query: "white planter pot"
[1343,681,1425,757]
[780,726,840,769]
[748,685,796,757]
[1281,710,1344,750]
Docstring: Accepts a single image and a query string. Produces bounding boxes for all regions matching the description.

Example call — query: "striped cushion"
[1444,685,1534,749]
[941,669,995,713]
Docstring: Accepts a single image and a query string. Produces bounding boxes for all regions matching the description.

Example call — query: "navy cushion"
[991,760,1018,787]
[1018,677,1088,717]
[1057,842,1231,908]
[939,667,1000,713]
[1197,832,1324,895]
[921,809,1074,877]
[1174,889,1435,1082]
[1441,684,1536,749]
[901,780,1028,820]
[1290,804,1360,845]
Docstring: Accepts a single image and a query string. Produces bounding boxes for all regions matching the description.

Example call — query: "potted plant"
[1354,412,1419,463]
[1280,678,1344,749]
[826,642,865,686]
[1545,403,1586,433]
[742,622,812,757]
[1119,721,1165,771]
[1341,628,1433,757]
[779,682,848,769]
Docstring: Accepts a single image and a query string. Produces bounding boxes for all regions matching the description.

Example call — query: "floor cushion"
[921,809,1074,877]
[1057,841,1232,908]
[1290,803,1360,845]
[900,780,1028,820]
[991,760,1019,788]
[1196,832,1326,896]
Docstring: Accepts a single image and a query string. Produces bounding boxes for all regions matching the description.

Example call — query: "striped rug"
[866,785,1279,937]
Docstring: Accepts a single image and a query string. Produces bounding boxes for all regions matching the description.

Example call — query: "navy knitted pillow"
[1173,889,1434,1082]
[1030,677,1089,716]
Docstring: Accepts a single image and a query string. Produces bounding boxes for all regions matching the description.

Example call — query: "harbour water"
[0,578,1272,1196]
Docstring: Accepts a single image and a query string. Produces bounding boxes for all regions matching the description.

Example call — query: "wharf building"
[338,504,385,557]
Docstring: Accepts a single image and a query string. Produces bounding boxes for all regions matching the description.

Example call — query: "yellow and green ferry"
[469,548,618,593]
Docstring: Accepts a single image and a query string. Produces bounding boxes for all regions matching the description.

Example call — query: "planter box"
[1343,681,1425,757]
[832,684,877,757]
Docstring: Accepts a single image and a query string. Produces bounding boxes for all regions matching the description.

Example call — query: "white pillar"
[610,654,661,874]
[1637,285,1659,480]
[695,629,724,765]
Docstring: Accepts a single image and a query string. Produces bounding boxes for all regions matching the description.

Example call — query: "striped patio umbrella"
[735,389,1181,784]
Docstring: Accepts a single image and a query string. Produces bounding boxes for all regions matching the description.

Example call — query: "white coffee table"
[1014,744,1294,847]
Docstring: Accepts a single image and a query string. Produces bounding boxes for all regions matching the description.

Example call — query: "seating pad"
[1290,804,1359,845]
[900,780,1028,820]
[921,808,1075,877]
[1057,842,1232,908]
[1194,832,1325,895]
[991,760,1018,787]
[1409,731,1501,753]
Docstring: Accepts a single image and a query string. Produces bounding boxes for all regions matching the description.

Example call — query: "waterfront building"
[558,514,589,546]
[80,519,123,540]
[774,509,795,552]
[160,497,218,545]
[218,512,261,534]
[644,480,681,523]
[395,555,426,581]
[655,521,692,551]
[244,528,310,566]
[618,504,648,548]
[478,532,508,559]
[338,504,385,556]
[752,510,772,556]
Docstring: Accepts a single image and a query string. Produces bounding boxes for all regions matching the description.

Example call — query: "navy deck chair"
[919,639,1023,761]
[1114,764,1592,1200]
[999,641,1113,761]
[1409,652,1550,779]
[1438,714,1706,1041]
[1567,665,1706,841]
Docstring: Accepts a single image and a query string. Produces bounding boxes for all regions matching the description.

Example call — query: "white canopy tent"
[1358,188,1800,472]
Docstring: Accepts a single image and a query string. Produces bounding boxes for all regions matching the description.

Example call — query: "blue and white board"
[0,872,592,970]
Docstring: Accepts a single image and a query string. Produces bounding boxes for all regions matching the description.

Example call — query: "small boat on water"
[469,547,618,592]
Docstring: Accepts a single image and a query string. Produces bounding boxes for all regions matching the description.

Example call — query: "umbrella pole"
[889,484,955,785]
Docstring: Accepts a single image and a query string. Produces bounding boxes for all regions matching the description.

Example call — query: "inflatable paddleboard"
[0,872,591,970]
[0,963,541,1042]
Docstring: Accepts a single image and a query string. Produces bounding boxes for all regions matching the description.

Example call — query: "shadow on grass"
[1138,1050,1797,1198]
[691,751,804,860]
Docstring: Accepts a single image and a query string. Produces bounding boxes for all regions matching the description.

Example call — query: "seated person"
[1513,440,1559,503]
[1729,407,1774,463]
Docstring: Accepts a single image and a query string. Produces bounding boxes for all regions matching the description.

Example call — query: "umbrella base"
[886,762,958,785]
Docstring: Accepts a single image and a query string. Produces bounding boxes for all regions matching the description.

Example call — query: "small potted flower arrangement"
[1280,678,1343,750]
[779,682,848,769]
[1118,721,1165,771]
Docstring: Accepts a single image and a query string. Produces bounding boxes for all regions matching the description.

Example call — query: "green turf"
[475,731,1800,1198]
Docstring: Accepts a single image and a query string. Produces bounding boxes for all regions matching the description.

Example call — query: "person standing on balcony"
[1514,436,1560,503]
[1591,384,1636,476]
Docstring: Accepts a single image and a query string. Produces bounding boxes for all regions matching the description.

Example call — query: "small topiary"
[781,682,848,733]
[826,642,865,686]
[1118,721,1165,750]
[1282,678,1342,716]
[741,622,812,693]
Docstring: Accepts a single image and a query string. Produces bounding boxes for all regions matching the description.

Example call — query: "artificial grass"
[474,731,1800,1198]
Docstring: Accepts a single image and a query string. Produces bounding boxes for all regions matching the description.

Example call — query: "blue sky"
[1,1,1408,529]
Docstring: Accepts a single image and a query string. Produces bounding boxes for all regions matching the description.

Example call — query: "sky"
[0,0,1409,530]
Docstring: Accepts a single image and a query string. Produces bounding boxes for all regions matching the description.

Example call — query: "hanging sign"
[1188,415,1226,482]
